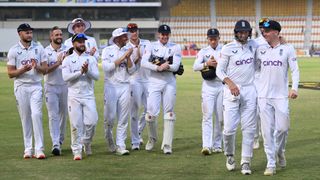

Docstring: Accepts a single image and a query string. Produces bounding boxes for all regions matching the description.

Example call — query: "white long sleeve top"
[62,51,99,98]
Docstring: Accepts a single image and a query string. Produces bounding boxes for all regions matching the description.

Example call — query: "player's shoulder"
[221,41,236,51]
[247,39,259,48]
[140,39,151,44]
[8,43,20,52]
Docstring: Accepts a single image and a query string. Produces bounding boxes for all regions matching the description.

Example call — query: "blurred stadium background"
[0,0,319,57]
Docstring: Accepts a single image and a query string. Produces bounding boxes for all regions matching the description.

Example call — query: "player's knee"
[164,112,176,121]
[145,113,156,122]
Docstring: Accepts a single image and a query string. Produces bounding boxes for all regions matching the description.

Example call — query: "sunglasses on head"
[72,33,86,41]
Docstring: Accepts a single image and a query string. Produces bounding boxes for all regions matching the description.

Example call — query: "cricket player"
[64,18,99,61]
[7,23,48,159]
[256,20,299,176]
[216,20,258,175]
[126,23,151,150]
[62,33,99,160]
[141,24,182,154]
[44,26,68,156]
[193,28,223,155]
[253,18,269,149]
[102,27,135,156]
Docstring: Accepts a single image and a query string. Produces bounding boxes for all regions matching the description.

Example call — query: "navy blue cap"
[158,24,171,34]
[17,23,34,32]
[207,28,220,37]
[262,20,281,32]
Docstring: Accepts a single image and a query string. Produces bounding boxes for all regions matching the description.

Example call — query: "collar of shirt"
[49,43,65,52]
[18,41,35,50]
[267,42,281,49]
[157,40,169,47]
[129,39,140,47]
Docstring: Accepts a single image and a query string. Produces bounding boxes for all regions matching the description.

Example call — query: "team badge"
[280,49,283,56]
[87,42,90,48]
[205,54,210,58]
[35,49,38,55]
[72,60,76,63]
[48,53,52,56]
[168,49,172,54]
[260,50,266,55]
[154,49,159,52]
[109,54,114,57]
[17,51,22,55]
[249,46,253,53]
[232,50,238,54]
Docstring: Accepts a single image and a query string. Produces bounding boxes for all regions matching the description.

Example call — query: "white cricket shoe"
[226,155,236,171]
[241,163,252,175]
[73,153,82,161]
[212,147,223,153]
[139,137,144,145]
[131,144,140,151]
[253,139,260,149]
[278,153,286,168]
[145,139,155,151]
[264,167,276,176]
[35,151,46,159]
[201,147,212,155]
[163,145,172,155]
[116,148,130,156]
[84,143,92,156]
[23,152,33,159]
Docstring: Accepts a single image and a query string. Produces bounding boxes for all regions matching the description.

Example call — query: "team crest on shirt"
[154,49,159,52]
[35,49,38,55]
[72,59,76,63]
[260,50,266,55]
[17,51,22,55]
[48,53,53,56]
[205,54,210,58]
[168,49,172,54]
[232,50,238,54]
[280,49,283,56]
[249,46,253,53]
[109,54,114,57]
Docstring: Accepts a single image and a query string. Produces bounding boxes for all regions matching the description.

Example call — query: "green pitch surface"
[0,57,319,179]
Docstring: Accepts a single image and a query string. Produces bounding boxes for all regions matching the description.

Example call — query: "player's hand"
[81,62,88,74]
[125,48,134,58]
[22,64,32,72]
[160,61,170,71]
[206,56,217,67]
[228,81,240,96]
[288,89,298,99]
[57,53,65,65]
[90,47,96,56]
[31,58,37,68]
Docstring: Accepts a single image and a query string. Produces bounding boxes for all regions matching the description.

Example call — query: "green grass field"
[0,57,319,180]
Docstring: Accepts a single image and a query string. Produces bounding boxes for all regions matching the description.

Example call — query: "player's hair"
[50,26,61,33]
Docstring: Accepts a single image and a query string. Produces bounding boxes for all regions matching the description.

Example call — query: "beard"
[53,38,62,45]
[75,45,86,54]
[21,37,32,43]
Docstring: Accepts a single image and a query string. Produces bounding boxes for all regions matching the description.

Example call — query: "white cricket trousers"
[147,81,176,144]
[68,96,98,155]
[201,81,223,149]
[14,83,44,154]
[258,98,289,168]
[45,83,68,148]
[104,83,131,150]
[223,84,257,162]
[130,81,148,146]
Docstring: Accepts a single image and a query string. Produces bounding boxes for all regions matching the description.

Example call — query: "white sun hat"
[109,27,128,45]
[67,18,91,34]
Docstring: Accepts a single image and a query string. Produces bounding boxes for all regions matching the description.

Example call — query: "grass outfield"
[0,57,319,179]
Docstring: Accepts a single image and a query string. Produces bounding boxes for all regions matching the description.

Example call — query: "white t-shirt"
[7,41,47,88]
[141,40,182,85]
[256,43,299,98]
[64,35,99,61]
[127,38,151,83]
[44,44,68,85]
[101,44,136,85]
[216,39,258,86]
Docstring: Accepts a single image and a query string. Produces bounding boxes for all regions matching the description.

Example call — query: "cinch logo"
[21,59,38,65]
[263,60,283,66]
[235,57,253,65]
